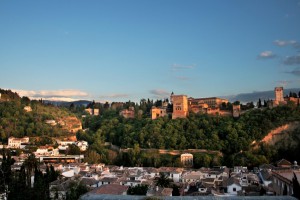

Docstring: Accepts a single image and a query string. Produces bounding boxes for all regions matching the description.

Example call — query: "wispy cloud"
[257,51,276,59]
[275,80,294,87]
[273,40,300,48]
[285,68,300,76]
[99,93,129,99]
[283,55,300,65]
[171,63,196,71]
[10,89,89,101]
[149,89,170,99]
[14,89,88,98]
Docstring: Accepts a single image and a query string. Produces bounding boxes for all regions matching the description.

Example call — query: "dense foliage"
[127,185,149,195]
[0,150,59,199]
[78,103,300,167]
[0,89,78,143]
[1,88,300,168]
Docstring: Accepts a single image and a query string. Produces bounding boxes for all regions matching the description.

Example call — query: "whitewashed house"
[225,177,242,195]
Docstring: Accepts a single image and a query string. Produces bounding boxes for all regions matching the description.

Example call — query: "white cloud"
[273,40,292,46]
[257,51,276,59]
[273,40,300,48]
[11,89,89,101]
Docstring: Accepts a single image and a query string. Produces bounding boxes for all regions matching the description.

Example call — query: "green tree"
[292,172,300,198]
[66,144,81,155]
[0,150,15,195]
[84,150,101,164]
[66,181,88,200]
[127,185,149,195]
[257,98,262,108]
[155,173,172,188]
[23,154,38,187]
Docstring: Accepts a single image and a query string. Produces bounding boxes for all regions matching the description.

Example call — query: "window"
[233,188,236,192]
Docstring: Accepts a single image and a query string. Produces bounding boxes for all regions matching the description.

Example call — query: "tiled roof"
[89,184,129,195]
[80,177,98,186]
[223,177,241,187]
[99,177,118,183]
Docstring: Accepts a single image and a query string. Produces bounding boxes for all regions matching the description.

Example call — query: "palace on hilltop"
[269,87,300,108]
[151,92,230,120]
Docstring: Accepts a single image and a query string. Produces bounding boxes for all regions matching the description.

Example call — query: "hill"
[43,100,92,107]
[76,103,300,167]
[0,89,82,142]
[255,121,300,163]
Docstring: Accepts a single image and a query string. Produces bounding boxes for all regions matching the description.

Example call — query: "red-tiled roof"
[90,184,129,195]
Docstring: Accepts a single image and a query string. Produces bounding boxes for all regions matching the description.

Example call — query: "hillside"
[76,103,300,167]
[255,121,300,163]
[0,89,82,142]
[261,121,300,145]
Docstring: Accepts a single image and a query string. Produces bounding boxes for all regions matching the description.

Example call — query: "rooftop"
[88,184,129,195]
[80,195,297,200]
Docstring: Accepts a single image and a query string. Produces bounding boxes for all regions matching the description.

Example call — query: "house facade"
[8,137,29,149]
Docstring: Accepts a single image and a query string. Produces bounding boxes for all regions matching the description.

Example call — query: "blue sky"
[1,0,300,102]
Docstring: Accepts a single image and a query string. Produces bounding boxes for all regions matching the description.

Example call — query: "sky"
[1,0,300,103]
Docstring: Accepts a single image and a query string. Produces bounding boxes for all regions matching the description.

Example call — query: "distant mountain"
[44,100,92,107]
[223,88,300,103]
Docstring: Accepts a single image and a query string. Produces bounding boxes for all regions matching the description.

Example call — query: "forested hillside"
[1,88,300,168]
[0,89,80,142]
[78,104,300,167]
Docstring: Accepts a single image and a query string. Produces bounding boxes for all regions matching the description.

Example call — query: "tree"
[69,103,75,111]
[292,172,300,198]
[127,185,148,195]
[66,144,81,155]
[292,92,298,98]
[66,181,88,200]
[23,154,38,187]
[233,101,240,105]
[263,100,268,107]
[257,99,262,108]
[0,150,15,195]
[156,173,172,188]
[34,167,48,199]
[84,150,101,164]
[48,165,60,183]
[21,96,31,105]
[172,184,180,196]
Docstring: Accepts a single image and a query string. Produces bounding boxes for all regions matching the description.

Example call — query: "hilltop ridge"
[0,88,82,142]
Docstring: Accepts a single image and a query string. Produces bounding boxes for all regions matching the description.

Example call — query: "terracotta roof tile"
[90,184,129,195]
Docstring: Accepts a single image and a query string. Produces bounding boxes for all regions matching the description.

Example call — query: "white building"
[158,167,183,183]
[180,153,193,167]
[45,120,57,126]
[75,141,88,151]
[225,177,242,195]
[24,106,32,112]
[35,146,59,156]
[181,171,204,183]
[85,108,99,116]
[8,137,29,149]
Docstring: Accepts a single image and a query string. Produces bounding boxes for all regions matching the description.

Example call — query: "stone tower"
[171,93,188,119]
[275,87,284,102]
